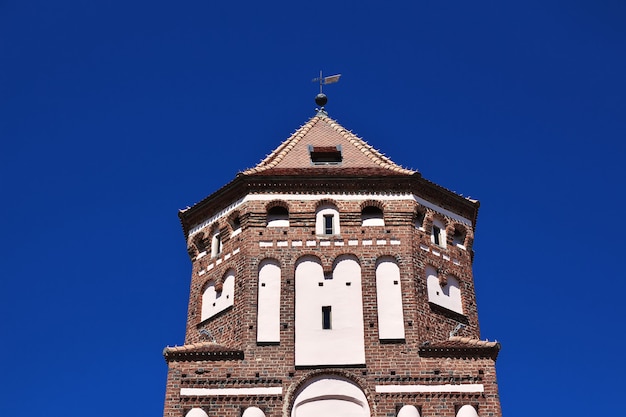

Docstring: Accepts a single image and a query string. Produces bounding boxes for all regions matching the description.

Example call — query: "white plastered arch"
[456,405,479,417]
[185,408,209,417]
[200,269,235,321]
[375,256,405,339]
[291,375,370,417]
[426,266,463,315]
[397,405,421,417]
[257,259,281,343]
[242,406,266,417]
[294,255,365,366]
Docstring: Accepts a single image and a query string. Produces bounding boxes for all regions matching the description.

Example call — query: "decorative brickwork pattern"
[163,114,502,417]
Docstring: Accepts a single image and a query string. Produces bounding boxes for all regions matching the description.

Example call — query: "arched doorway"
[291,374,370,417]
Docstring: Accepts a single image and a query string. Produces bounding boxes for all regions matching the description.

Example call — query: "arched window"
[315,204,340,235]
[267,206,289,227]
[426,266,463,315]
[257,259,281,343]
[361,206,384,226]
[456,405,479,417]
[431,218,446,247]
[200,269,235,321]
[375,257,405,340]
[185,408,209,417]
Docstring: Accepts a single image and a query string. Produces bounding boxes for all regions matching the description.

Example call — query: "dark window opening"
[267,206,289,226]
[324,214,334,235]
[309,145,342,165]
[194,237,208,253]
[432,226,441,245]
[231,216,241,231]
[361,206,384,225]
[416,212,425,228]
[362,206,382,217]
[268,206,288,215]
[453,229,466,246]
[322,306,332,329]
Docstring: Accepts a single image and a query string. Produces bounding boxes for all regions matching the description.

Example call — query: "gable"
[243,113,415,175]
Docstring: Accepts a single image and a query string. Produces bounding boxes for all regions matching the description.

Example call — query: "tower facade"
[163,108,502,417]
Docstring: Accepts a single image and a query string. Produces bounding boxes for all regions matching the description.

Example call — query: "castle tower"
[163,101,502,417]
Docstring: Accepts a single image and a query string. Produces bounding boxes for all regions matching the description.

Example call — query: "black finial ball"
[315,93,328,107]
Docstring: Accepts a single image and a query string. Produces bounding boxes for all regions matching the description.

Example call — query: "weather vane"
[312,70,341,109]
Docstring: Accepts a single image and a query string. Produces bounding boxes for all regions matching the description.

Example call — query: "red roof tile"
[419,336,500,359]
[243,113,415,175]
[163,342,244,362]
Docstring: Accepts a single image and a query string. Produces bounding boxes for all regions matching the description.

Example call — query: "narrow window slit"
[322,306,332,329]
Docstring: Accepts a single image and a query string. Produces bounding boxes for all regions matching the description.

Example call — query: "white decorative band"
[180,387,283,396]
[375,384,484,394]
[188,193,472,237]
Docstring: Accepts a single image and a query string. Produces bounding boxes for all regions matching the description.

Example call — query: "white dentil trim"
[188,193,472,237]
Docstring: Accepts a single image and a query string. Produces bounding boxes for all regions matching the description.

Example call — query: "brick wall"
[163,195,501,417]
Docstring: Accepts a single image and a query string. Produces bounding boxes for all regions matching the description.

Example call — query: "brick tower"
[163,100,502,417]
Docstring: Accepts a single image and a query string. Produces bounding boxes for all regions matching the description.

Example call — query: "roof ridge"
[321,115,414,174]
[242,116,321,175]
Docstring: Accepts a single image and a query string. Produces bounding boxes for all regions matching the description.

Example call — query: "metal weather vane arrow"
[312,70,342,94]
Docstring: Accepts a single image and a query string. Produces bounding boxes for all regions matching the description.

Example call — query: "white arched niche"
[200,269,235,321]
[375,256,405,340]
[257,259,281,343]
[242,407,266,417]
[426,266,463,315]
[185,408,209,417]
[397,405,421,417]
[456,405,479,417]
[294,255,365,366]
[291,375,370,417]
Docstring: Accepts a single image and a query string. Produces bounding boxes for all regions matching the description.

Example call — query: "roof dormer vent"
[309,145,342,165]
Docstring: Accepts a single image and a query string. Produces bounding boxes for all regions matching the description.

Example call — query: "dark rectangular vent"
[309,145,342,165]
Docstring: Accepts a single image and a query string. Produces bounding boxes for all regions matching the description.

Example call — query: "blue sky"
[1,1,625,415]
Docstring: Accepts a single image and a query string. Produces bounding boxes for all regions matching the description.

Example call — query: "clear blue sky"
[1,1,625,415]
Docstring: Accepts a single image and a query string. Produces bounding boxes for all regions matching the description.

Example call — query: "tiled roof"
[419,336,501,359]
[163,342,244,362]
[242,113,415,175]
[176,111,481,237]
[441,336,500,348]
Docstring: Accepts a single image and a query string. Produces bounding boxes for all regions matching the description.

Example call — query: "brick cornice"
[179,173,479,239]
[163,342,244,363]
[419,337,501,360]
